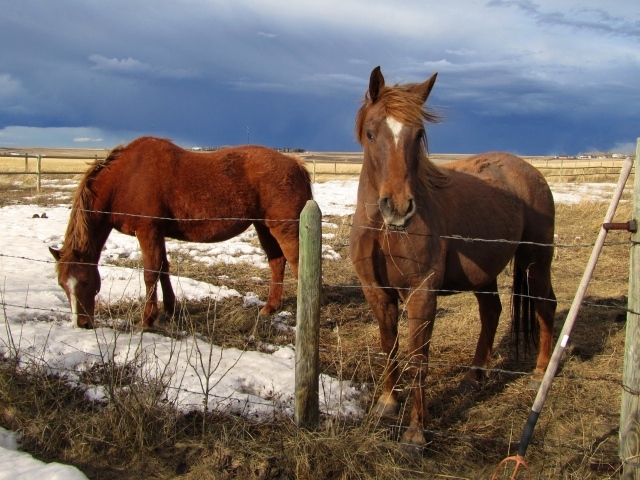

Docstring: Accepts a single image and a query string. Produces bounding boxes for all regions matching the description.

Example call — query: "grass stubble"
[0,170,633,479]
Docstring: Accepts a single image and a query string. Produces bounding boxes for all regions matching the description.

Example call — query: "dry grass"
[0,162,634,479]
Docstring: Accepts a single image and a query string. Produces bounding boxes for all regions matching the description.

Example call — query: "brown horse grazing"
[349,67,556,447]
[50,136,312,328]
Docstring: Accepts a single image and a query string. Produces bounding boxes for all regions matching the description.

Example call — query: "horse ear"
[49,246,61,261]
[415,72,438,104]
[369,66,385,102]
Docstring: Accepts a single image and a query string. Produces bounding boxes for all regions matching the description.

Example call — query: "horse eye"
[416,129,425,140]
[366,131,375,142]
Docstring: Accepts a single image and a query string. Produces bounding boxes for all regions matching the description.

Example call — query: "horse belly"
[442,245,517,292]
[166,220,252,243]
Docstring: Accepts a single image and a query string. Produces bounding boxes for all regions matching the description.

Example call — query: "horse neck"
[62,198,112,263]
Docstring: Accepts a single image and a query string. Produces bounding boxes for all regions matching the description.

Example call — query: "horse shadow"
[411,294,626,435]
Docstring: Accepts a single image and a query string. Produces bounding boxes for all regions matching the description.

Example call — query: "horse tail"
[294,155,313,201]
[511,259,538,358]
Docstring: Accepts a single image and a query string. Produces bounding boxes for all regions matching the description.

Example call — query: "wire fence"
[1,213,631,361]
[0,191,632,468]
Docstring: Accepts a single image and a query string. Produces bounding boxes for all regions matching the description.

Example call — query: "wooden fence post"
[295,199,322,429]
[36,155,42,193]
[620,137,640,478]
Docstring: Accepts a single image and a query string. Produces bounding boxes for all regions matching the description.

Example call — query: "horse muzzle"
[378,195,416,229]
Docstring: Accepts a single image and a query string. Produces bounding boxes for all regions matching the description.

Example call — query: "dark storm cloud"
[489,0,640,38]
[0,0,638,154]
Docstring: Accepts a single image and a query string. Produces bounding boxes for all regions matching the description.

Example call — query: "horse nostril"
[378,196,393,215]
[406,197,416,218]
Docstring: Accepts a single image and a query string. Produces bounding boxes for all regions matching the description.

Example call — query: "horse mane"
[55,145,125,274]
[355,83,450,190]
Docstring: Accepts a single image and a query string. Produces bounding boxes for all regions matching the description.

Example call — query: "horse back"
[88,137,312,241]
[442,152,555,243]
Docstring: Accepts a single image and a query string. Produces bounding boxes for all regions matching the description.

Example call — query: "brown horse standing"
[350,67,556,447]
[50,136,312,328]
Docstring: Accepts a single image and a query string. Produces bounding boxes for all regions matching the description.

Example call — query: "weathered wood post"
[24,153,28,172]
[36,155,42,193]
[620,138,640,478]
[295,199,322,429]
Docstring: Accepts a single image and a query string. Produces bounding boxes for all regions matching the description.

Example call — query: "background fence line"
[0,151,635,191]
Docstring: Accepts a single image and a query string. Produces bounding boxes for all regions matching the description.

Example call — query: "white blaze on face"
[386,117,404,147]
[66,276,79,325]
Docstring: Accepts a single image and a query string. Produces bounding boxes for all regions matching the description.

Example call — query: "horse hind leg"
[515,252,556,388]
[136,228,167,328]
[254,223,287,315]
[460,279,502,392]
[158,246,176,320]
[531,282,556,386]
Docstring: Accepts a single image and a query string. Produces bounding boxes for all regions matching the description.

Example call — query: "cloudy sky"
[0,0,638,154]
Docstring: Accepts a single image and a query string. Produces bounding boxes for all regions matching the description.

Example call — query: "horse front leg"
[460,280,502,391]
[402,289,436,447]
[363,286,401,417]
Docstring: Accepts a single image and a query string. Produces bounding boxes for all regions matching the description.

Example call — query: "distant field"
[0,147,631,184]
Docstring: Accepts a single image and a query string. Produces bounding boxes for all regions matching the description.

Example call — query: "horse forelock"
[355,84,450,191]
[56,146,124,275]
[355,84,439,144]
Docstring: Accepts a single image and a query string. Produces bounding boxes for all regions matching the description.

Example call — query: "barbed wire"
[0,296,628,388]
[0,205,632,422]
[385,423,615,455]
[0,269,631,320]
[343,222,633,249]
[0,339,622,457]
[2,354,620,462]
[74,207,302,223]
[43,206,635,249]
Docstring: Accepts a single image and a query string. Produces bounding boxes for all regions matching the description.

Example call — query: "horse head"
[49,247,101,328]
[356,66,439,229]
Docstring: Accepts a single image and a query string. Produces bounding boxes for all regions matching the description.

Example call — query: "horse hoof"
[371,400,399,417]
[259,305,276,316]
[401,428,426,455]
[457,377,480,395]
